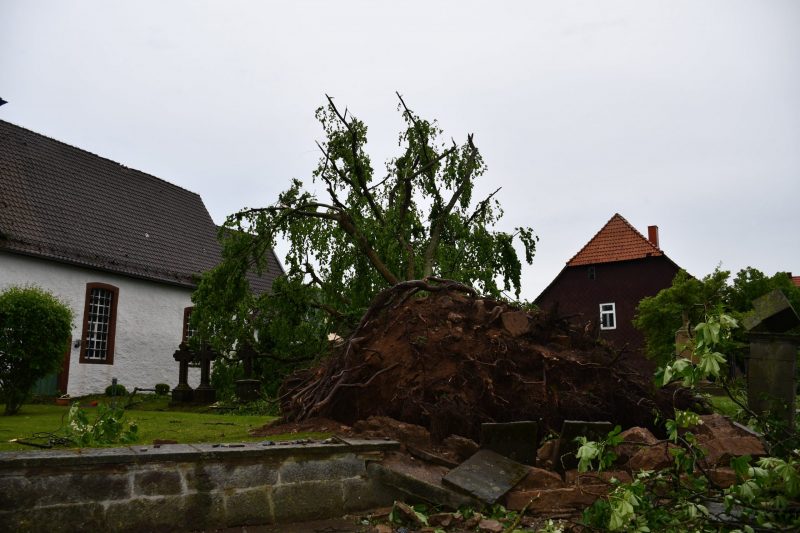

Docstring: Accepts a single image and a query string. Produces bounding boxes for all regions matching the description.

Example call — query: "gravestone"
[171,343,195,403]
[235,343,262,402]
[480,421,539,465]
[552,420,614,473]
[442,449,529,504]
[193,343,218,404]
[745,290,800,429]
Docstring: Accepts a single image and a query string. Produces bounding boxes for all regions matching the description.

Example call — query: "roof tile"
[0,119,281,291]
[567,213,662,266]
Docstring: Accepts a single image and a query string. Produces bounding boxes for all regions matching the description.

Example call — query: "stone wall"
[0,439,400,532]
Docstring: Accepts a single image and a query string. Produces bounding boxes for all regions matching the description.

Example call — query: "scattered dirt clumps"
[278,279,694,442]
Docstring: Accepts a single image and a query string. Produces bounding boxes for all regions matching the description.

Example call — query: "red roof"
[792,276,800,288]
[567,213,662,266]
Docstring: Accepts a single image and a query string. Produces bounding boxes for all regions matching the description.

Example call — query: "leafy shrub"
[104,383,128,397]
[154,383,170,396]
[0,285,73,415]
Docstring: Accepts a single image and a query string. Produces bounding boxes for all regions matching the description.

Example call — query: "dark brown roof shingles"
[0,119,281,291]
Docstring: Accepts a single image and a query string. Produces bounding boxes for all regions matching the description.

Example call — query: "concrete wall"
[0,251,200,396]
[0,440,399,532]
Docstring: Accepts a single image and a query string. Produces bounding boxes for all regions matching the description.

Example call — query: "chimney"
[647,225,659,248]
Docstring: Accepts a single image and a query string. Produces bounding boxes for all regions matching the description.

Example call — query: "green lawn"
[0,396,327,452]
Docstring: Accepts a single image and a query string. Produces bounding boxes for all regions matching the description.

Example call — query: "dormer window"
[79,283,119,364]
[599,302,616,330]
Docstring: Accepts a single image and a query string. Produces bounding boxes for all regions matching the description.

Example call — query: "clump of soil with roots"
[277,278,693,442]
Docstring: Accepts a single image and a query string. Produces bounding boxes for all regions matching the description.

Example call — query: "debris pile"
[278,279,694,440]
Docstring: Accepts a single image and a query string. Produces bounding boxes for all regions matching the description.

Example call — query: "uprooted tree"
[191,93,538,393]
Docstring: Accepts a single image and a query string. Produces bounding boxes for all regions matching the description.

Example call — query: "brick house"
[535,213,682,358]
[0,119,283,397]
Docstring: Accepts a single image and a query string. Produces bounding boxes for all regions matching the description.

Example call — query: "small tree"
[0,286,73,415]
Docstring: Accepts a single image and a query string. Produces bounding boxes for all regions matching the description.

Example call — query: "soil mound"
[279,279,693,441]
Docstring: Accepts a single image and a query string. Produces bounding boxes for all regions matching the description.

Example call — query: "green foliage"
[581,312,800,531]
[635,266,800,366]
[104,383,128,397]
[576,425,623,472]
[192,95,537,390]
[0,285,73,415]
[64,403,138,447]
[154,383,170,396]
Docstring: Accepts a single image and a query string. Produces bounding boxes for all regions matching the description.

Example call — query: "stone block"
[613,427,658,465]
[134,468,182,495]
[0,503,105,533]
[505,486,602,512]
[272,480,344,523]
[224,487,273,526]
[342,476,398,512]
[480,420,539,465]
[501,311,530,337]
[105,496,190,532]
[278,454,364,484]
[747,334,798,427]
[0,470,130,510]
[184,492,227,531]
[514,467,566,490]
[368,457,478,509]
[194,461,279,490]
[627,442,679,472]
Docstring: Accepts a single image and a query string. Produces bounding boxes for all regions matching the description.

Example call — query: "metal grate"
[85,288,113,359]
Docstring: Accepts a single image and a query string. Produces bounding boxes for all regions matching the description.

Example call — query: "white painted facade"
[0,251,201,397]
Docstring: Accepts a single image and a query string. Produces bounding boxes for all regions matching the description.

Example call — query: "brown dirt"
[276,280,695,442]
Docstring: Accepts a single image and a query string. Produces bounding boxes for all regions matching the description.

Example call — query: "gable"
[567,213,662,267]
[0,120,281,290]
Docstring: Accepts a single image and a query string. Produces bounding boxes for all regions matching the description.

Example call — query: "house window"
[599,303,616,330]
[80,283,119,364]
[182,306,196,342]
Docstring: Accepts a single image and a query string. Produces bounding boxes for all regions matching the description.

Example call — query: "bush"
[104,383,128,397]
[154,383,170,396]
[0,285,73,415]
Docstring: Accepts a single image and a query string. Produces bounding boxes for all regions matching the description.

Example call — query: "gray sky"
[2,1,799,300]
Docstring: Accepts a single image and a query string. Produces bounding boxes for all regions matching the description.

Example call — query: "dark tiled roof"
[567,213,663,266]
[0,119,281,291]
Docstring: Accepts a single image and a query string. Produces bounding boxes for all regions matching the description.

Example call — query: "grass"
[709,393,743,418]
[0,395,329,452]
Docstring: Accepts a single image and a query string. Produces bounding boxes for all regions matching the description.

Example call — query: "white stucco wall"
[0,251,201,397]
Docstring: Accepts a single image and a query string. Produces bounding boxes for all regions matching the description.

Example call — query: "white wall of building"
[0,251,201,397]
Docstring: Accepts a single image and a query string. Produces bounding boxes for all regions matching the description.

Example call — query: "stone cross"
[193,343,218,403]
[171,342,195,403]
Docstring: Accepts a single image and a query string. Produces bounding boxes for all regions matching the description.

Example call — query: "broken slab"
[369,452,479,509]
[552,420,614,473]
[743,289,800,333]
[480,421,539,465]
[501,311,530,337]
[442,449,529,504]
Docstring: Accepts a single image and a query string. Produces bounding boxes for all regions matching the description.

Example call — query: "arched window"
[79,283,119,364]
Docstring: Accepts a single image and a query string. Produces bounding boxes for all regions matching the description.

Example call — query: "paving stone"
[442,449,529,504]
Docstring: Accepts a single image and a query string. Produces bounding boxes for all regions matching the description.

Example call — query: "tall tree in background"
[634,267,800,367]
[192,94,537,387]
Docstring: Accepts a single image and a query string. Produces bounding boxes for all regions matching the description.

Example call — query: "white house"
[0,119,283,397]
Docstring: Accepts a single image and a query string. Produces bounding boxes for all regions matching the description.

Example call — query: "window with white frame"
[80,283,119,364]
[599,302,616,330]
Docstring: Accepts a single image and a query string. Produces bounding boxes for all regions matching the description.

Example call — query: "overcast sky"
[2,1,798,300]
